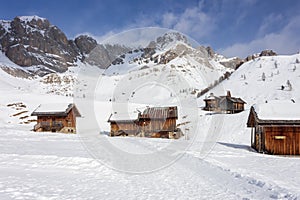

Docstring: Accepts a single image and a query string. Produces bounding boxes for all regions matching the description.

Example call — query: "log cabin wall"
[204,99,219,111]
[36,109,76,128]
[264,126,300,155]
[110,121,139,136]
[140,118,176,133]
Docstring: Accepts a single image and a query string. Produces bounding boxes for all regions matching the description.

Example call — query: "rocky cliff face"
[0,16,77,72]
[0,16,135,75]
[85,44,132,69]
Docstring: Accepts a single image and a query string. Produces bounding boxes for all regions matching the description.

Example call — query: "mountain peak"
[147,32,189,51]
[16,15,47,23]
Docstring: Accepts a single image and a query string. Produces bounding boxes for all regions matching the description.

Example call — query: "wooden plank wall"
[140,119,176,132]
[264,126,300,155]
[110,122,139,135]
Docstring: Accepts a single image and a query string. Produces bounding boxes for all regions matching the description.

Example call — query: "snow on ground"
[0,53,300,199]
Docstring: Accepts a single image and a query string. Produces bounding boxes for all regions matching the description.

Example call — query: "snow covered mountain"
[0,16,131,76]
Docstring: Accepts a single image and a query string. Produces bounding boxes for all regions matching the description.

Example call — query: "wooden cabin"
[108,106,180,139]
[203,93,220,111]
[108,111,139,136]
[247,101,300,155]
[203,91,246,113]
[138,106,178,138]
[31,103,81,133]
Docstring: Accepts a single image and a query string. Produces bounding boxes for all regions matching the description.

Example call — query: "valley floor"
[0,115,299,199]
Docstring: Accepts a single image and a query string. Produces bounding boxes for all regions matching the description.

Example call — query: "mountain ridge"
[0,15,280,79]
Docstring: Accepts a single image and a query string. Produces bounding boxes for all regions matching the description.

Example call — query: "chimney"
[227,91,231,97]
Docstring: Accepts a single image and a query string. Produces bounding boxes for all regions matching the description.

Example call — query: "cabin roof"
[107,103,141,122]
[219,96,246,104]
[254,100,300,120]
[31,103,81,117]
[204,91,246,104]
[108,106,178,122]
[108,112,138,122]
[204,94,220,100]
[247,100,300,127]
[139,106,178,119]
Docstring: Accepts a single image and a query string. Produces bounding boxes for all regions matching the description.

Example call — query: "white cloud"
[87,28,170,47]
[257,13,283,37]
[162,12,177,28]
[161,2,215,40]
[219,15,300,58]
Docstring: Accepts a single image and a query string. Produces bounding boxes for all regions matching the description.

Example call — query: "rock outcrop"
[0,16,80,72]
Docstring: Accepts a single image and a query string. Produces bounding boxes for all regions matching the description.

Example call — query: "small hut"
[203,93,220,111]
[108,111,139,137]
[247,101,300,155]
[203,91,246,113]
[108,106,180,139]
[31,103,81,133]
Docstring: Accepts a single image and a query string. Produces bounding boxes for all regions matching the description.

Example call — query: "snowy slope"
[197,53,300,198]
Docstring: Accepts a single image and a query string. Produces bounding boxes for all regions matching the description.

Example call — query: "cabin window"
[274,136,286,140]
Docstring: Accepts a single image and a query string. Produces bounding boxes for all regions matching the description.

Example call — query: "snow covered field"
[1,53,300,199]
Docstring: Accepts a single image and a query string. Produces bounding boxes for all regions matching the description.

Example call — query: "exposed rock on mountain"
[0,16,80,73]
[259,50,277,57]
[245,50,277,62]
[220,57,244,70]
[85,44,131,69]
[75,35,97,55]
[0,16,117,75]
[0,15,268,79]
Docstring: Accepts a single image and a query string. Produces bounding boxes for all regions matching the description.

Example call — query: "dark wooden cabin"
[203,91,246,113]
[203,93,220,111]
[31,103,81,133]
[108,106,180,139]
[247,102,300,155]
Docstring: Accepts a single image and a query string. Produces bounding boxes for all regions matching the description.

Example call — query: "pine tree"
[262,72,266,81]
[274,61,278,69]
[287,80,292,91]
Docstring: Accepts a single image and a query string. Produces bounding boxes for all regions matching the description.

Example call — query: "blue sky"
[0,0,299,58]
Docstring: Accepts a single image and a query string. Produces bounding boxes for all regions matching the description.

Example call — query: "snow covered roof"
[31,103,81,117]
[108,103,140,122]
[108,112,138,122]
[108,106,178,122]
[253,100,300,120]
[204,93,220,100]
